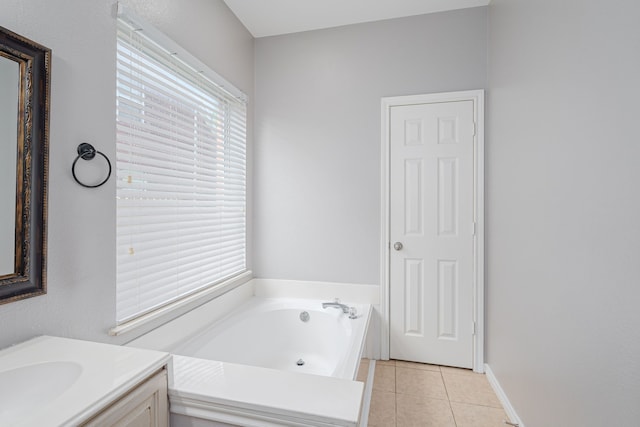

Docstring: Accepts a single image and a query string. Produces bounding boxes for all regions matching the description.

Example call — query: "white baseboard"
[484,364,525,427]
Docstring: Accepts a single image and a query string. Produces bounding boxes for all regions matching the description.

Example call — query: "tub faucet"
[322,301,350,314]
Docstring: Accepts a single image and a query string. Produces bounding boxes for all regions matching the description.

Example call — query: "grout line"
[394,391,450,400]
[449,400,506,409]
[393,361,398,425]
[393,360,397,393]
[440,367,459,427]
[441,371,481,377]
[358,360,376,427]
[396,366,442,373]
[441,368,452,402]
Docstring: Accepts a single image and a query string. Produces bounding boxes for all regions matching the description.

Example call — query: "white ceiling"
[223,0,491,38]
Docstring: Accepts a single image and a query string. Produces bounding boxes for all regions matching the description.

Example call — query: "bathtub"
[139,291,373,427]
[171,297,370,380]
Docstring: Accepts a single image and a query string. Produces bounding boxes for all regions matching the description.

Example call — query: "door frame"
[380,90,485,372]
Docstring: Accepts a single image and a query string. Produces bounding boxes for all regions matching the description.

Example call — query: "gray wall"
[487,1,640,425]
[0,0,253,350]
[253,7,488,284]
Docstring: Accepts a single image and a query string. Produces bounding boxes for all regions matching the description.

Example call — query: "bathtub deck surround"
[170,355,364,427]
[128,279,375,426]
[128,278,379,358]
[166,297,370,425]
[0,336,170,426]
[126,279,256,352]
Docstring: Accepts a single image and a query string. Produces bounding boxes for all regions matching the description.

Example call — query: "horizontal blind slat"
[116,16,247,324]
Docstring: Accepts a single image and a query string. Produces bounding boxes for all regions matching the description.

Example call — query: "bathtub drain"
[296,359,305,366]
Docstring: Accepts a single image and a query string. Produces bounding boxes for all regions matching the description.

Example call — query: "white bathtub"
[130,288,375,427]
[171,297,370,380]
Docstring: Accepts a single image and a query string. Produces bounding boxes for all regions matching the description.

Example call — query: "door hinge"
[472,222,477,236]
[472,122,477,136]
[472,321,477,335]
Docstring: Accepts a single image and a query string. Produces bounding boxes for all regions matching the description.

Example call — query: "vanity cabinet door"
[82,369,168,427]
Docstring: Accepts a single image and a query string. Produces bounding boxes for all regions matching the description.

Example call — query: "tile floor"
[358,359,509,427]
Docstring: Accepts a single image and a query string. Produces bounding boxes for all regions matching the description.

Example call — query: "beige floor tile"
[395,360,441,372]
[356,359,370,383]
[377,359,396,366]
[451,402,509,427]
[396,393,456,427]
[440,366,479,377]
[373,363,396,392]
[368,390,396,427]
[442,372,502,408]
[396,367,448,400]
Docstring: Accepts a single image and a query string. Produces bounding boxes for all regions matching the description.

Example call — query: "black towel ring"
[72,143,112,188]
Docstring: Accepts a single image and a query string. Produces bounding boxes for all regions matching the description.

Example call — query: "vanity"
[0,336,170,426]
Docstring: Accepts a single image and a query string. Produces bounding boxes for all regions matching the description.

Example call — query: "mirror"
[0,57,19,276]
[0,26,50,304]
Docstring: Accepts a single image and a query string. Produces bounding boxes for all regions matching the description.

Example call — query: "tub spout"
[322,301,350,314]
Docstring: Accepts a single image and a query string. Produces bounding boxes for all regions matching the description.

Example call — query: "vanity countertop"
[0,335,170,426]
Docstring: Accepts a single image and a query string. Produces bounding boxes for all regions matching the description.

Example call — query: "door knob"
[393,242,403,251]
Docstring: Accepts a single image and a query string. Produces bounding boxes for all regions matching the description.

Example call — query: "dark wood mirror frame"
[0,26,50,304]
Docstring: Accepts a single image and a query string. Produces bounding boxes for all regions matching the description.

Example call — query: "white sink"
[0,361,83,423]
[0,336,170,426]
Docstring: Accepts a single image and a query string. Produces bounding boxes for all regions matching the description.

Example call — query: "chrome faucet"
[322,300,350,314]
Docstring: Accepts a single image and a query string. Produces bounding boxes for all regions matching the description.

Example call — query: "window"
[115,10,247,324]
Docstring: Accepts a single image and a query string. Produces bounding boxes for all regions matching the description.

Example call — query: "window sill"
[109,270,253,337]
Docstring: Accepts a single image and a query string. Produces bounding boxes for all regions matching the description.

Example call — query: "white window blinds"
[116,13,247,324]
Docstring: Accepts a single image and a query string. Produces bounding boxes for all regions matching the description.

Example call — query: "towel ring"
[72,143,112,188]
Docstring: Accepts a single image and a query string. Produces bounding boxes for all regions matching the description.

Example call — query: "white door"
[389,100,475,368]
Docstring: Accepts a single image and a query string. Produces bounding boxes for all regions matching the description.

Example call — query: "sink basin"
[0,336,170,426]
[0,361,83,423]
